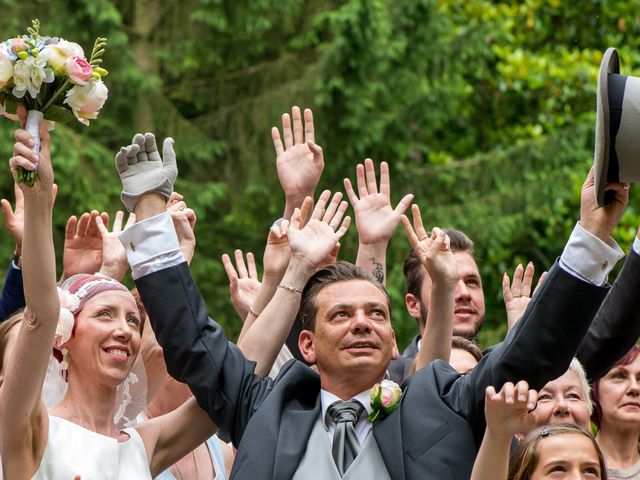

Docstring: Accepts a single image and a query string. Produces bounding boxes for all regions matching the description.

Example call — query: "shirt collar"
[320,388,373,430]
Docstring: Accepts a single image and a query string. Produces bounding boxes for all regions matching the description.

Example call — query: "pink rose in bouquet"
[44,40,85,75]
[65,56,92,85]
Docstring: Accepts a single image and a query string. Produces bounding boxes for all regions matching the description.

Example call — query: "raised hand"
[345,158,413,246]
[484,381,538,437]
[222,250,262,320]
[62,211,107,279]
[1,184,24,249]
[502,262,548,331]
[471,381,538,480]
[580,166,629,241]
[263,219,292,282]
[9,122,54,196]
[166,197,197,263]
[401,205,457,287]
[115,132,177,212]
[285,190,350,269]
[95,211,135,281]
[272,106,324,218]
[402,205,457,368]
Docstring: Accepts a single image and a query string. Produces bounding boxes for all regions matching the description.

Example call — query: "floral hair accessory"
[368,379,402,422]
[54,287,78,348]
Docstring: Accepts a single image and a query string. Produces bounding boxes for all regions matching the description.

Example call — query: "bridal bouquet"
[0,20,109,185]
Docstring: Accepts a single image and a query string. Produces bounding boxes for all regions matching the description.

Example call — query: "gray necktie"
[327,400,365,476]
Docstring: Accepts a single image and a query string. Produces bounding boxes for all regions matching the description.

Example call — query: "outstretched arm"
[471,381,537,480]
[238,191,350,376]
[0,124,57,476]
[577,225,640,382]
[402,204,457,370]
[345,158,413,284]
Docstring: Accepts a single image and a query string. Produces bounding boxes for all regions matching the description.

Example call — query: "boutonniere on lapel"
[368,379,402,422]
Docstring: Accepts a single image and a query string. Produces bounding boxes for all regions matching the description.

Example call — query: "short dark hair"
[297,261,391,331]
[403,228,474,297]
[451,336,483,362]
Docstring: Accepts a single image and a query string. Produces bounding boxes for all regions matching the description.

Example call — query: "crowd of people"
[0,104,639,480]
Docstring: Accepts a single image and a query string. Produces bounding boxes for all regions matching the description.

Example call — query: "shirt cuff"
[633,236,640,256]
[559,222,624,286]
[119,212,185,280]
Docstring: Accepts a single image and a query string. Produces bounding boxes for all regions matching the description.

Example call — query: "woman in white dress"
[0,123,349,479]
[0,124,213,480]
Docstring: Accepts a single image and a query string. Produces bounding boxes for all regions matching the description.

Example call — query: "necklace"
[171,445,208,480]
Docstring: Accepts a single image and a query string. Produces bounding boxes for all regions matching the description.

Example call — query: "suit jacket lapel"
[272,395,321,480]
[373,408,405,480]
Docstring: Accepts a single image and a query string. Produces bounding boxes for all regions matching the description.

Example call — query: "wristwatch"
[12,250,22,269]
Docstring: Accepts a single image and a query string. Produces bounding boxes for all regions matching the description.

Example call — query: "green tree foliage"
[1,0,639,348]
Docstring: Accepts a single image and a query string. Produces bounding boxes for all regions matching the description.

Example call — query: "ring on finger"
[328,224,337,232]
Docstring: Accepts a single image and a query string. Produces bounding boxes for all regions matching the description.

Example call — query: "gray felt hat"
[594,47,640,206]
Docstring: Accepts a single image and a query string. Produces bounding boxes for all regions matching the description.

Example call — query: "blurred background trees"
[1,0,639,348]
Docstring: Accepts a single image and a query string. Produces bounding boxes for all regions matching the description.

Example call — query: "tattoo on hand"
[369,257,384,283]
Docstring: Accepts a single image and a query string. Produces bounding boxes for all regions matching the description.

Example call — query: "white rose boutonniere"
[369,379,402,422]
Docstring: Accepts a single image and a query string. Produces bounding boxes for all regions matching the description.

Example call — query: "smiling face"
[532,369,591,431]
[530,434,602,480]
[65,290,142,387]
[596,354,640,431]
[299,279,398,397]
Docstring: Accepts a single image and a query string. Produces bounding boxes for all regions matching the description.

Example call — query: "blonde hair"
[567,358,593,416]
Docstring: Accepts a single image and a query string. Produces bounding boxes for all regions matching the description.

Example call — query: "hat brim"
[595,48,620,206]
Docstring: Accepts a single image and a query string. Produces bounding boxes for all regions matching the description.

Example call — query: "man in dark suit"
[116,135,627,479]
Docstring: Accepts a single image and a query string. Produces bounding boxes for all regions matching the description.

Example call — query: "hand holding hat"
[594,47,639,205]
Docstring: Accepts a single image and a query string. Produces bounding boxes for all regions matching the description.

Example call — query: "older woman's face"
[597,355,640,429]
[67,290,142,386]
[532,369,591,431]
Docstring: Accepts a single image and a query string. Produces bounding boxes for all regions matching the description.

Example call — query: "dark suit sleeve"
[135,262,273,446]
[0,262,25,322]
[445,260,608,445]
[576,250,640,382]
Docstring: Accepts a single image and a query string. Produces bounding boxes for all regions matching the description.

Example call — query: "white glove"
[116,132,178,212]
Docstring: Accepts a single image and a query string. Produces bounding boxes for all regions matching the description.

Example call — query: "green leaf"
[44,106,75,124]
[5,99,19,115]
